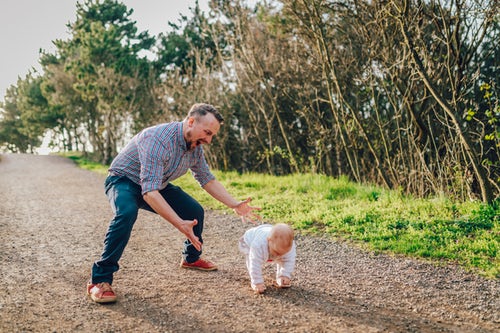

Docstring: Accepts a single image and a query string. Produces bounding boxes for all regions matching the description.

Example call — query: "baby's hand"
[252,283,266,294]
[277,276,291,288]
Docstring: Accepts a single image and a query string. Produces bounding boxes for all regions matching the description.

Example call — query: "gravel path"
[0,153,498,333]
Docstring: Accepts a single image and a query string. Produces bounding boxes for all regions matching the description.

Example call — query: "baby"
[239,223,296,294]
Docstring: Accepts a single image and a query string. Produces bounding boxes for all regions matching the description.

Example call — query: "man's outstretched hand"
[234,197,262,224]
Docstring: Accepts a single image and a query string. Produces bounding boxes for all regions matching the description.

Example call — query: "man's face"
[185,113,221,150]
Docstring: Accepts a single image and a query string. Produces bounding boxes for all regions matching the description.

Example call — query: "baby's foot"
[276,277,291,288]
[252,283,266,294]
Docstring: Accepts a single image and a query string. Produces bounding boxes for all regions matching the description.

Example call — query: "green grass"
[63,152,500,279]
[61,152,109,175]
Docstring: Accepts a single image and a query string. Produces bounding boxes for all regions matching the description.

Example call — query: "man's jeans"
[91,175,204,284]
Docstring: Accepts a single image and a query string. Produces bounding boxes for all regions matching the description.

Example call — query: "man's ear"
[187,116,195,126]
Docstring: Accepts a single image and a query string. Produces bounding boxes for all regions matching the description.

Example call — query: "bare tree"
[384,0,496,203]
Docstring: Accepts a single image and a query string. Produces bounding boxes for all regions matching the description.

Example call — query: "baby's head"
[267,223,294,257]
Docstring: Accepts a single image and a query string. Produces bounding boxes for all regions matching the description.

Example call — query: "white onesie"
[238,224,296,289]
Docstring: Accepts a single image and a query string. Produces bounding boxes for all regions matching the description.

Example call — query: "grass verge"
[62,152,499,279]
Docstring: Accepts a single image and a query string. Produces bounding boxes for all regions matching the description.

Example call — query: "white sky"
[0,0,209,101]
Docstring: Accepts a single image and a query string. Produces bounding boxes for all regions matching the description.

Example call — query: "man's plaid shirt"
[108,121,215,194]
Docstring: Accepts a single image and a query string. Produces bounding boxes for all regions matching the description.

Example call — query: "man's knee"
[111,204,138,229]
[191,202,204,221]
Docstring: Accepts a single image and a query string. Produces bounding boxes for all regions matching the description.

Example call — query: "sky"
[0,0,209,101]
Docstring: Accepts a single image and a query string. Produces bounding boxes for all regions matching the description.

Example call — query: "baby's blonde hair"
[268,223,294,252]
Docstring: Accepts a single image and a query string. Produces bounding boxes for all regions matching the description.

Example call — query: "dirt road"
[0,154,498,332]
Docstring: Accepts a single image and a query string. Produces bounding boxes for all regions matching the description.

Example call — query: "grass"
[62,152,500,279]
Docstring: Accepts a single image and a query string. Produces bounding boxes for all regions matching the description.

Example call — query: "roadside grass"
[63,152,109,175]
[63,152,499,279]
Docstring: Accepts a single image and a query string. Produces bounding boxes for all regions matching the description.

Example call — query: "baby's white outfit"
[238,224,296,289]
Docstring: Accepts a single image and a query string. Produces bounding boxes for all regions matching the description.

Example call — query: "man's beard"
[186,139,202,150]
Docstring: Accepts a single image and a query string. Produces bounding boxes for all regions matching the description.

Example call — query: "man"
[87,103,261,303]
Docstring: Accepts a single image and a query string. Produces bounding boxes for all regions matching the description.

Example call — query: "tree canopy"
[1,0,498,203]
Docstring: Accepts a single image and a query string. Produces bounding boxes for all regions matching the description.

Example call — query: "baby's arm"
[276,242,296,287]
[247,248,266,293]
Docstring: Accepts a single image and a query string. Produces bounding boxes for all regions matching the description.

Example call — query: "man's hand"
[178,219,202,251]
[233,197,262,224]
[202,181,262,224]
[143,191,202,251]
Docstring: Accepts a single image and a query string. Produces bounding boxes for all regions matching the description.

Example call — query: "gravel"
[0,153,498,333]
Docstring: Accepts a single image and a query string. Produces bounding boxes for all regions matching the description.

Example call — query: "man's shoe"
[180,258,218,271]
[87,282,117,303]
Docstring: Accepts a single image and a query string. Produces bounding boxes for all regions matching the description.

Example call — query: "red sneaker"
[180,258,218,271]
[87,282,117,303]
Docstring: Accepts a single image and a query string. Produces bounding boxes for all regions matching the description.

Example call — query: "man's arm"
[202,179,262,223]
[143,190,202,250]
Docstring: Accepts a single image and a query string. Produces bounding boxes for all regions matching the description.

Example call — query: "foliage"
[155,1,220,75]
[0,0,499,203]
[38,0,157,163]
[60,151,109,175]
[0,74,47,152]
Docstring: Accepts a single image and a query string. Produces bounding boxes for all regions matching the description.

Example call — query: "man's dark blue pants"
[91,175,204,284]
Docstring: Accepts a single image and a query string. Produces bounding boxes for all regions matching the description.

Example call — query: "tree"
[385,0,497,203]
[0,74,47,153]
[154,1,243,171]
[41,0,156,164]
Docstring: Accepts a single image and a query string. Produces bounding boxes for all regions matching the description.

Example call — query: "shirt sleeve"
[248,246,266,286]
[276,241,296,279]
[190,148,215,187]
[137,131,169,194]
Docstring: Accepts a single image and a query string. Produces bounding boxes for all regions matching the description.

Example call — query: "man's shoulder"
[145,121,180,132]
[141,122,181,140]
